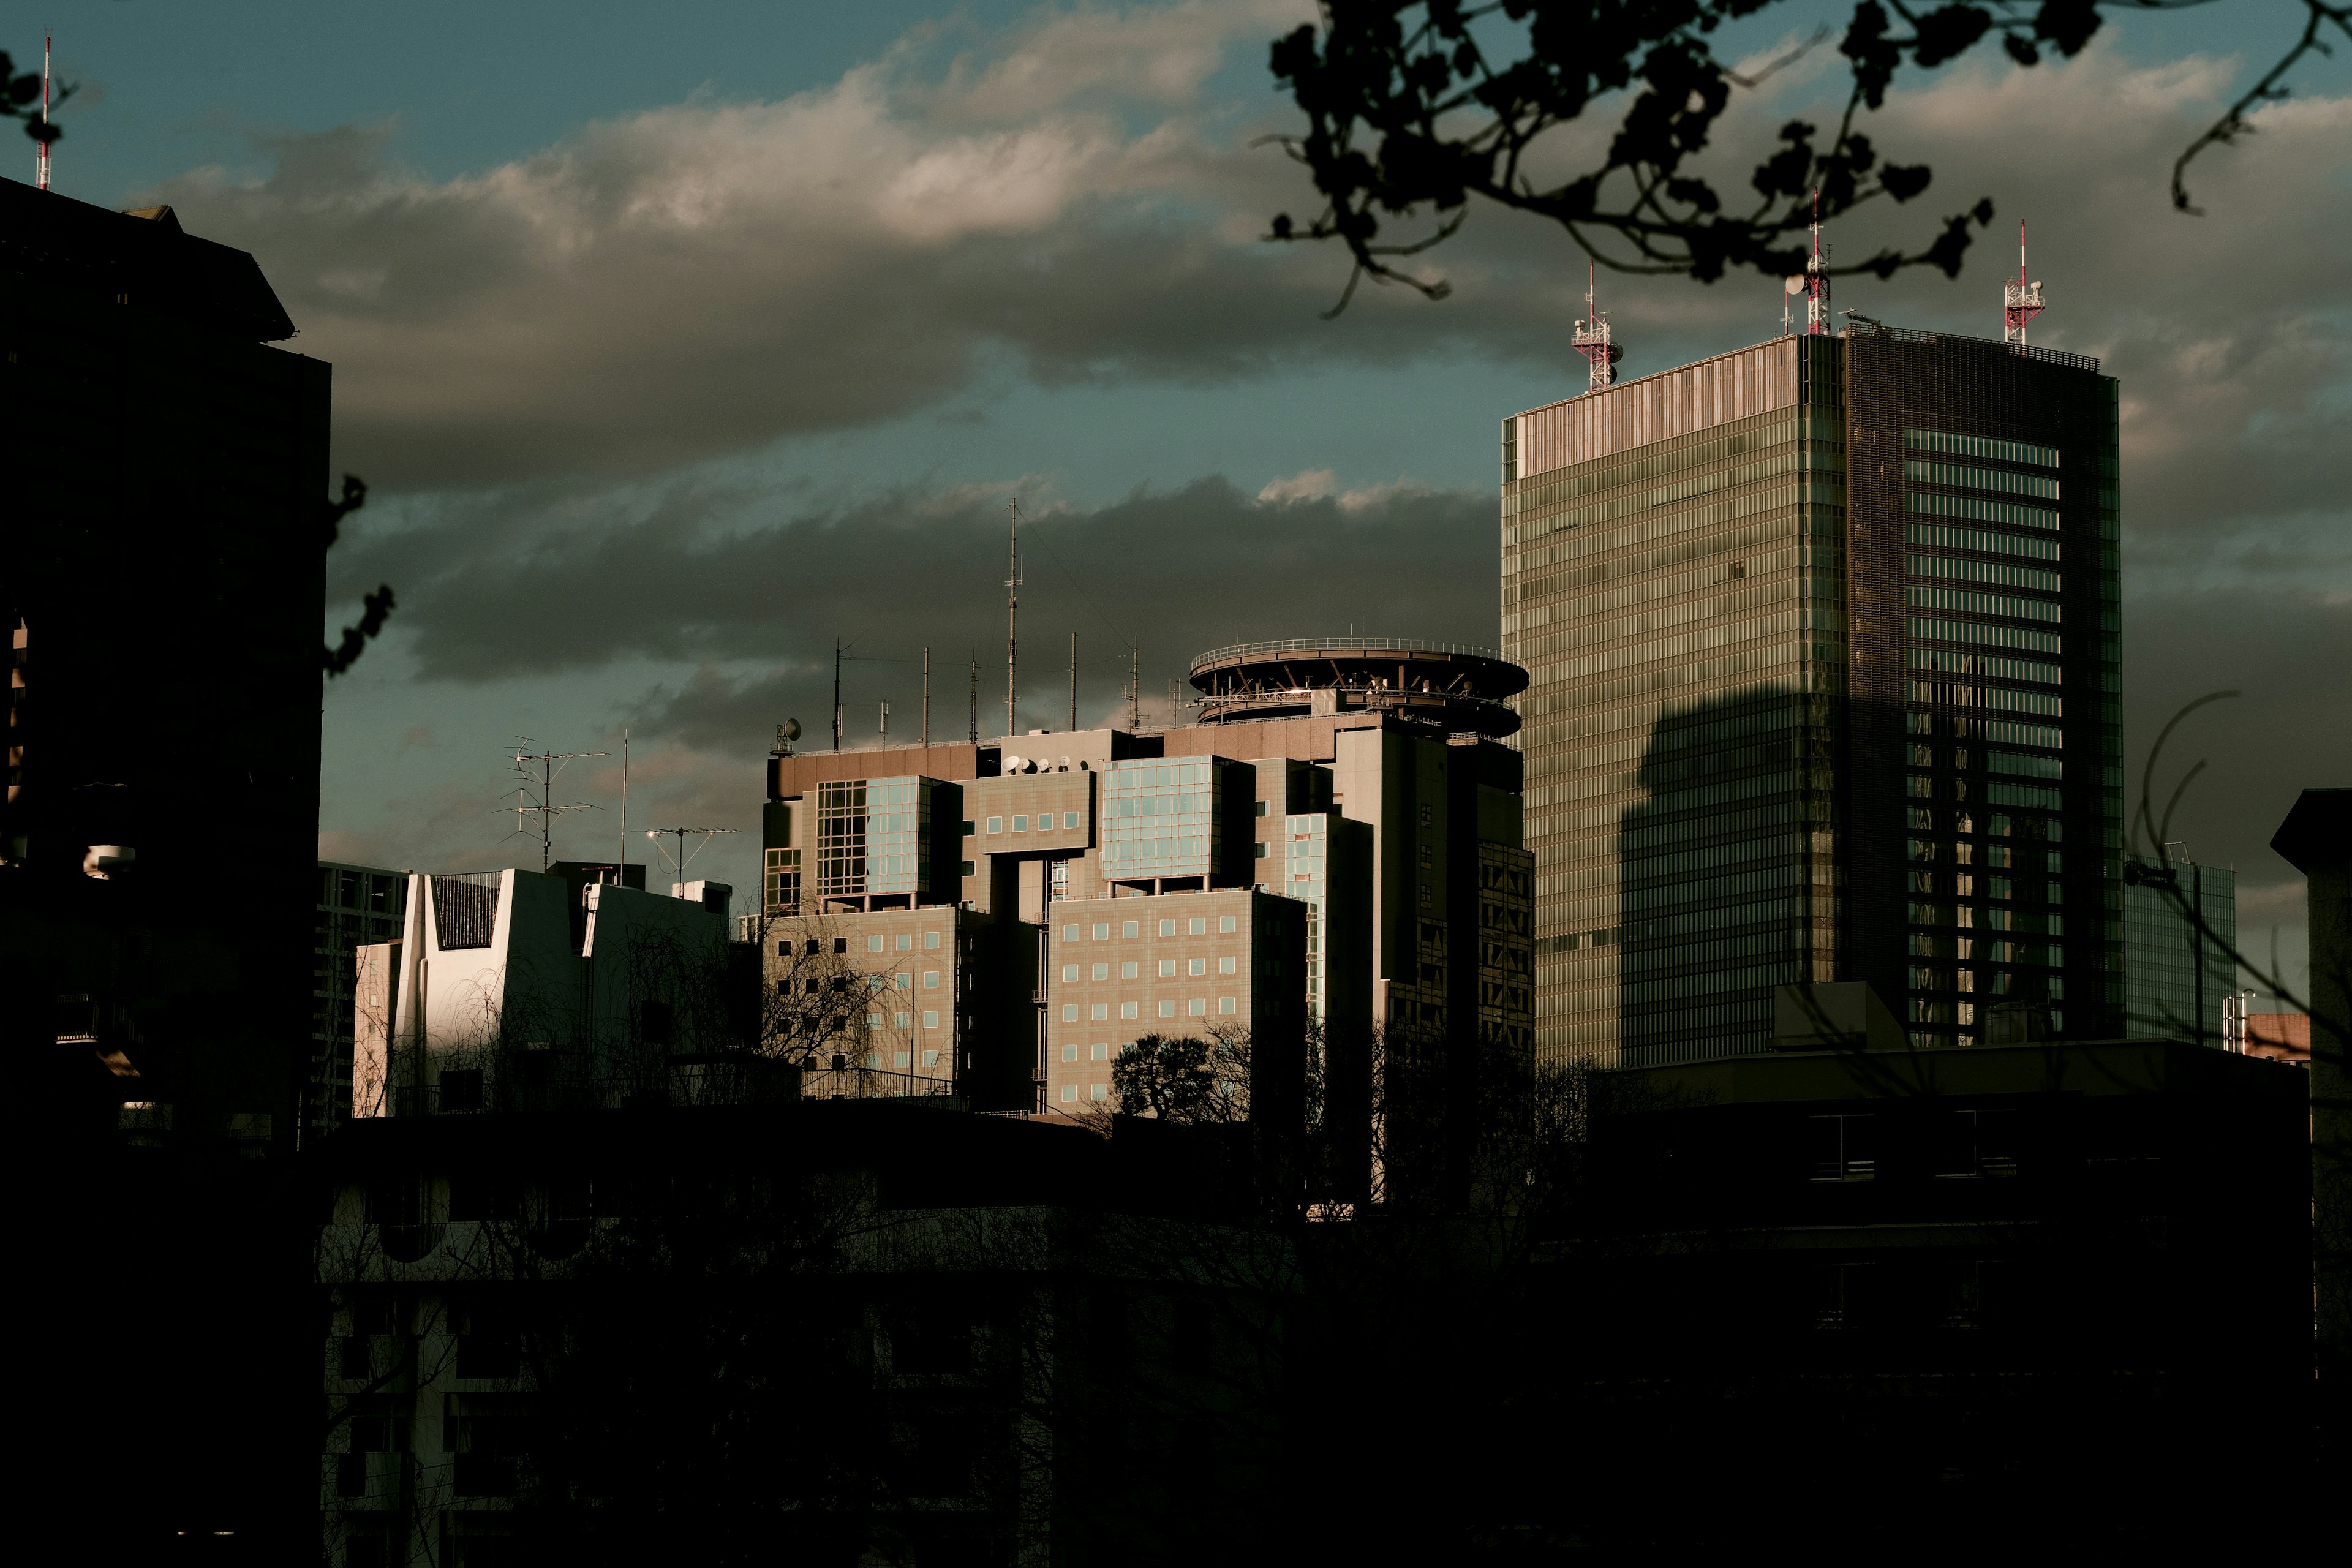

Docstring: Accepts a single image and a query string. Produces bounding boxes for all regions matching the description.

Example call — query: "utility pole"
[1005,502,1022,739]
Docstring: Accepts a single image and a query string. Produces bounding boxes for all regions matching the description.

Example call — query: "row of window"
[1061,998,1240,1021]
[864,1014,945,1035]
[1063,916,1240,940]
[967,811,1084,837]
[1065,957,1240,981]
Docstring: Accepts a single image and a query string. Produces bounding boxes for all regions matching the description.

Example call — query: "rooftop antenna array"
[967,651,978,744]
[508,741,606,873]
[645,826,739,895]
[36,36,51,190]
[2002,221,2047,345]
[1570,261,1621,393]
[1005,500,1023,739]
[1805,189,1831,335]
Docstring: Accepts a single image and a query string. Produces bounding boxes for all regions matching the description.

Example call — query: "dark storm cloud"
[353,472,1498,733]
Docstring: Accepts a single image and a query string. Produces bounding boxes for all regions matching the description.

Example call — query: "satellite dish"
[1784,275,1805,296]
[782,718,802,741]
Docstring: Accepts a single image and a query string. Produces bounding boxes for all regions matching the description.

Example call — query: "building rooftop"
[0,178,298,341]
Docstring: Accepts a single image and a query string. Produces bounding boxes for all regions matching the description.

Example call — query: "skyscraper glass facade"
[815,777,935,901]
[1100,759,1226,881]
[1507,328,2123,1067]
[2122,854,2236,1045]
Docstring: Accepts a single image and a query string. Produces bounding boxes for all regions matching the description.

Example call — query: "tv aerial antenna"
[507,741,605,872]
[646,826,739,890]
[1571,261,1621,393]
[1804,187,1832,335]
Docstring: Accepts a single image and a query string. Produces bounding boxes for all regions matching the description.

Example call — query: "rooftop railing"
[1190,636,1506,673]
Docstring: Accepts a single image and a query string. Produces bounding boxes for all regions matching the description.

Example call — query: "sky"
[22,0,2347,1006]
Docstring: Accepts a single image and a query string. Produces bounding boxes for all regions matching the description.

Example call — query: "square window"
[924,971,940,989]
[959,861,975,877]
[922,1011,940,1030]
[1061,1044,1078,1062]
[922,1049,939,1066]
[1123,921,1140,938]
[1064,812,1080,829]
[1219,997,1237,1015]
[1219,956,1237,974]
[1220,916,1237,933]
[962,820,976,835]
[1159,960,1177,978]
[1188,958,1207,976]
[1060,1084,1078,1103]
[834,937,848,954]
[1121,1002,1139,1020]
[1012,815,1028,832]
[865,1051,882,1068]
[869,935,886,953]
[867,1014,883,1029]
[897,971,913,990]
[894,1050,910,1066]
[1090,1043,1108,1061]
[1091,1003,1109,1021]
[987,817,1003,834]
[1064,924,1080,941]
[895,933,912,951]
[1061,1005,1079,1022]
[1093,923,1110,940]
[1063,965,1079,982]
[1092,963,1110,981]
[1160,919,1177,937]
[1190,918,1207,935]
[1254,800,1269,817]
[776,941,790,956]
[1186,998,1205,1016]
[1158,1000,1177,1018]
[1121,961,1139,979]
[1088,1083,1109,1101]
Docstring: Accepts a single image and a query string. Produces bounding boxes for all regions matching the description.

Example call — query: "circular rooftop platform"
[1188,638,1528,737]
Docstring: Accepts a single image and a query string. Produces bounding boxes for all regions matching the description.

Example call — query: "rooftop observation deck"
[1187,638,1529,739]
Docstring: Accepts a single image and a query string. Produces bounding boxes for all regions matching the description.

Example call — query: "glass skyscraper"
[1505,327,2123,1067]
[2122,851,2237,1046]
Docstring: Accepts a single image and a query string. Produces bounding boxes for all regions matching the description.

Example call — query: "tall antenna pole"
[1005,501,1022,739]
[510,744,605,873]
[644,826,739,897]
[1069,633,1077,732]
[1129,646,1140,731]
[36,36,51,191]
[967,651,978,745]
[1571,260,1619,393]
[2002,220,2048,345]
[832,643,843,752]
[879,698,889,745]
[1806,188,1831,336]
[619,728,628,869]
[921,647,930,747]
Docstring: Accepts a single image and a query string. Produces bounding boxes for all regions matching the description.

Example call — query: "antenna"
[36,36,51,191]
[1129,645,1140,731]
[2002,220,2047,345]
[833,643,843,752]
[619,728,628,867]
[1806,189,1832,336]
[1571,260,1621,393]
[507,742,606,873]
[1069,632,1077,732]
[644,826,739,896]
[1005,501,1023,739]
[967,650,978,745]
[921,647,930,747]
[879,697,890,745]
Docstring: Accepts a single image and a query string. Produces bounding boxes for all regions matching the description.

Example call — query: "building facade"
[761,640,1532,1112]
[2121,850,2236,1047]
[1504,328,2122,1067]
[312,861,410,1140]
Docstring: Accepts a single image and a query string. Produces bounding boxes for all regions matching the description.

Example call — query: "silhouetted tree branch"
[320,473,396,677]
[1,46,69,148]
[1263,1,2350,312]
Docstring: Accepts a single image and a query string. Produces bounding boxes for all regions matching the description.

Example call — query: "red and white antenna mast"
[1804,188,1831,334]
[2002,221,2047,345]
[1572,261,1622,393]
[36,35,51,190]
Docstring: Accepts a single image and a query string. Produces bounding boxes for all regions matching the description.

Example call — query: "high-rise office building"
[759,638,1533,1111]
[1504,326,2122,1066]
[2121,849,2236,1047]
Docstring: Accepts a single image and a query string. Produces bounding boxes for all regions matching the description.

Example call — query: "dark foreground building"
[1537,1017,2312,1544]
[315,1099,1292,1567]
[3,179,333,1548]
